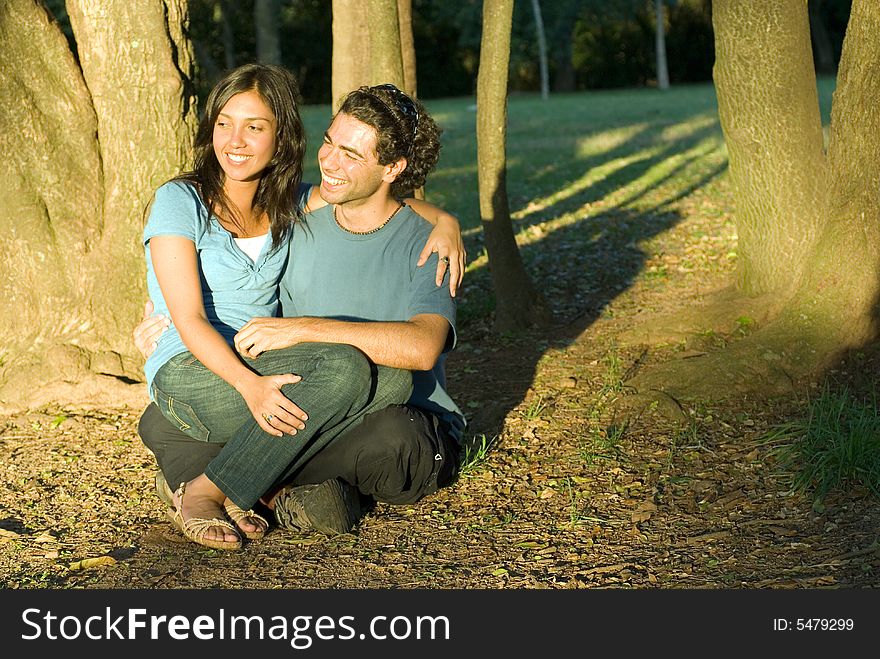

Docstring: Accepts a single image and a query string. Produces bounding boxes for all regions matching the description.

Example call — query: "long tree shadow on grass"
[448,205,684,448]
[446,99,730,457]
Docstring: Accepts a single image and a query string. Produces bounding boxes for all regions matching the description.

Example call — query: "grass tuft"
[458,433,498,477]
[763,385,880,503]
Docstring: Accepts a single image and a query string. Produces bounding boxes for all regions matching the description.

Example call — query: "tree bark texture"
[712,0,826,297]
[0,0,196,409]
[628,0,880,401]
[367,0,404,88]
[477,0,551,332]
[331,0,371,112]
[788,0,880,349]
[397,0,417,97]
[255,0,282,65]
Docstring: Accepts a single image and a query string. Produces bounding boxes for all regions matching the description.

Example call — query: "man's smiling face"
[317,112,395,206]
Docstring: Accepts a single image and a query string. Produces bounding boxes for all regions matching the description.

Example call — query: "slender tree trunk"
[395,0,423,198]
[218,0,236,70]
[552,28,576,93]
[255,0,282,65]
[331,0,371,111]
[655,0,670,90]
[367,0,405,87]
[0,0,196,409]
[477,0,551,332]
[712,0,826,297]
[530,0,549,100]
[397,0,417,97]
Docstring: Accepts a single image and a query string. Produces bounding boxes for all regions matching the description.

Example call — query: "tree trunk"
[255,0,282,65]
[218,0,236,70]
[530,0,549,100]
[789,0,880,350]
[625,1,880,402]
[552,40,576,93]
[367,0,405,87]
[477,0,551,333]
[712,0,826,297]
[0,0,196,410]
[331,0,371,112]
[397,0,417,97]
[654,0,670,90]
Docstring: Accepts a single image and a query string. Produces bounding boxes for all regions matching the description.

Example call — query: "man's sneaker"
[273,478,362,536]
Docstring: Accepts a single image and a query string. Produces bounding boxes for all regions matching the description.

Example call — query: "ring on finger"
[439,256,450,264]
[263,413,274,423]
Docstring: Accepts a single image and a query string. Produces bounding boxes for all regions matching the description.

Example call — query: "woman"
[144,64,464,550]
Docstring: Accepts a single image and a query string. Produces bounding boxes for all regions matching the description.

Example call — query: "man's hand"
[133,300,170,360]
[235,317,304,359]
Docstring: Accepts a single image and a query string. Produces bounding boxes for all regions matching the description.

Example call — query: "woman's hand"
[237,372,309,438]
[133,300,170,360]
[416,210,466,297]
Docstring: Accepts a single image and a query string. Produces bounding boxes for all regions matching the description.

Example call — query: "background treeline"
[44,0,851,104]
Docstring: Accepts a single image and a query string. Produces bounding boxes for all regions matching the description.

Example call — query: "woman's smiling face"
[212,90,277,185]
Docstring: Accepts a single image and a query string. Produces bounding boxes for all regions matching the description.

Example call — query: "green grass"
[598,344,625,396]
[763,386,880,504]
[458,433,497,476]
[301,76,837,228]
[523,396,548,421]
[301,77,839,227]
[300,83,732,232]
[299,78,837,324]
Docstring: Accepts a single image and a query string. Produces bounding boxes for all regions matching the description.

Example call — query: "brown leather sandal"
[167,482,242,551]
[223,501,269,540]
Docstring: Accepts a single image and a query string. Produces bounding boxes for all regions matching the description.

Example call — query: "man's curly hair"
[337,84,442,198]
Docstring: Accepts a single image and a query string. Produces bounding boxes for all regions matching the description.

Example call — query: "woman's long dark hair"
[177,63,306,249]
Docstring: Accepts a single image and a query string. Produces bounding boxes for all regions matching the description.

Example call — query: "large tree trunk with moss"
[625,0,880,404]
[0,0,196,411]
[477,0,551,333]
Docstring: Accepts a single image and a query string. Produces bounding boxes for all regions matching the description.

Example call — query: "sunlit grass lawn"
[302,84,727,232]
[302,76,835,227]
[300,76,836,323]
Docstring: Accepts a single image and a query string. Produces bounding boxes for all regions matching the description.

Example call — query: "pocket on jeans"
[151,383,211,442]
[168,352,208,370]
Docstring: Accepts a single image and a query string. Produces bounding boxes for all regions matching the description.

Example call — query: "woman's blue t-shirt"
[142,180,289,390]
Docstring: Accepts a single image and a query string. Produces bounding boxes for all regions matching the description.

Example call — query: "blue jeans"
[151,343,412,508]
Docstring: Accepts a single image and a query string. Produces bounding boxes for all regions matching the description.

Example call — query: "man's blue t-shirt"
[279,201,466,441]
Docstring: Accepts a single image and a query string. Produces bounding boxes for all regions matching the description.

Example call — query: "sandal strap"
[224,500,269,540]
[171,481,242,549]
[224,501,269,526]
[177,513,238,535]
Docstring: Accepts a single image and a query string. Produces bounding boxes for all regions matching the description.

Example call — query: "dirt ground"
[1,205,879,590]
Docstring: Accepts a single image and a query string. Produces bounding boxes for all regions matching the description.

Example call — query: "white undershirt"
[234,233,269,262]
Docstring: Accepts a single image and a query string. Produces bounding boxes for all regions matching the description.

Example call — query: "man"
[137,83,465,536]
